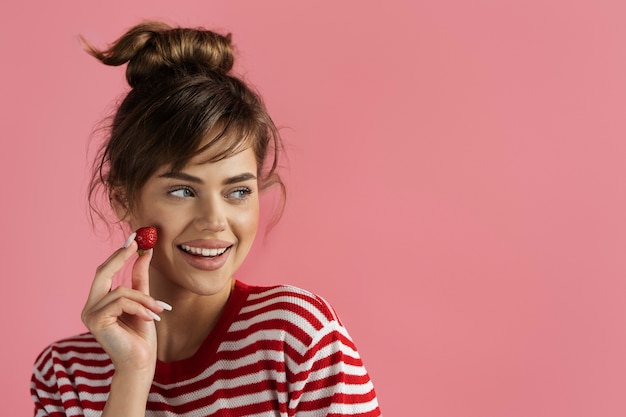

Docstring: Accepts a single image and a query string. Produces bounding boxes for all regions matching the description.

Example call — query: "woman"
[31,21,381,416]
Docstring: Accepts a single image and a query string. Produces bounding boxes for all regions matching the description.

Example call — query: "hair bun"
[84,21,234,88]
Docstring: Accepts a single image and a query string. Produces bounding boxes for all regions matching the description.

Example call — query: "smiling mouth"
[179,244,231,258]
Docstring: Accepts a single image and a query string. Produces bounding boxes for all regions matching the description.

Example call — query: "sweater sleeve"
[31,346,70,417]
[286,299,382,416]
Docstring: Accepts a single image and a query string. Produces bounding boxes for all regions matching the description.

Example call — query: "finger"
[84,296,160,331]
[87,286,162,317]
[131,248,153,295]
[84,237,138,309]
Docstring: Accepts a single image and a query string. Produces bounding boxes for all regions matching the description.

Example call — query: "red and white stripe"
[32,282,381,416]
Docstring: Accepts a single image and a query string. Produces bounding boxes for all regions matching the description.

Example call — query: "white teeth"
[181,245,228,257]
[202,248,218,256]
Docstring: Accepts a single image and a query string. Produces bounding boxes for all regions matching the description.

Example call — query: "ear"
[109,188,131,222]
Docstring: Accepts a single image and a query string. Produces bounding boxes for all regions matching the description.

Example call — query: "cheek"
[128,193,173,230]
[235,204,260,242]
[136,206,188,253]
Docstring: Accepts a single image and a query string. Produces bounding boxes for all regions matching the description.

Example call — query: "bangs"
[192,115,263,166]
[157,75,269,174]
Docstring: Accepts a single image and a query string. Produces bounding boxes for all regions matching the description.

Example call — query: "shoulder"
[232,283,354,355]
[33,333,107,377]
[240,283,342,328]
[32,334,112,413]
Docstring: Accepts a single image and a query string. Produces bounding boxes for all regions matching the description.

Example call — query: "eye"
[226,187,253,200]
[168,186,195,198]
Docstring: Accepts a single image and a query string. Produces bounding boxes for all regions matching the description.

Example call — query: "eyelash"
[168,186,195,198]
[167,186,253,201]
[227,187,253,201]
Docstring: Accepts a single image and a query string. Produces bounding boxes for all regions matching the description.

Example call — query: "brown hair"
[84,21,284,226]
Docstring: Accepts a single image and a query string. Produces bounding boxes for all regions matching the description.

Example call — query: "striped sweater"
[31,281,381,416]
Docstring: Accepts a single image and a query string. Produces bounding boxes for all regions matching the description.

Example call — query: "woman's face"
[126,147,260,299]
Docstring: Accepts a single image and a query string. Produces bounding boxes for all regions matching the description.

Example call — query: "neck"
[151,279,235,363]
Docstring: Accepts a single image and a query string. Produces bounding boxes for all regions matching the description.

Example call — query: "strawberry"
[135,226,158,251]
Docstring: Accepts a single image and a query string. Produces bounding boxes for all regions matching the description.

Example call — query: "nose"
[194,198,227,233]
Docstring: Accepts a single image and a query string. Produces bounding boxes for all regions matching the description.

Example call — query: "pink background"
[2,0,626,415]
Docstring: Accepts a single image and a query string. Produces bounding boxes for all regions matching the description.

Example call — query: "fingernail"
[156,300,173,311]
[123,232,137,248]
[146,309,161,321]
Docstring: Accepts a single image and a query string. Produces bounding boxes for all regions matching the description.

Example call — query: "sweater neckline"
[152,280,249,384]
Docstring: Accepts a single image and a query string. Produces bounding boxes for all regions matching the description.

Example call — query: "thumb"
[131,249,153,295]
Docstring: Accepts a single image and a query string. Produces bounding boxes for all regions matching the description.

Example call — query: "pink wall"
[2,0,626,415]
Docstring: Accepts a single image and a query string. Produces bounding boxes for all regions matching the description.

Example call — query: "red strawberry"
[135,226,157,251]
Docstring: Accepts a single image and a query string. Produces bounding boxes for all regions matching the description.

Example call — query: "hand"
[81,236,165,376]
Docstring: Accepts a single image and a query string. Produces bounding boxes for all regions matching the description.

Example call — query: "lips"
[174,239,234,271]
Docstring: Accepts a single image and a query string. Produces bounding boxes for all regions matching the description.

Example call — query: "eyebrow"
[223,172,257,185]
[158,172,257,185]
